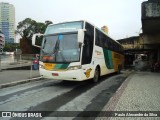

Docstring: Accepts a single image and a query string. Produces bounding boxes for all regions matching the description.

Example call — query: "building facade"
[141,0,160,61]
[117,0,160,70]
[0,31,5,52]
[0,2,15,43]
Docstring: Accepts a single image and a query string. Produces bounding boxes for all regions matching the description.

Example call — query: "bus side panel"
[93,46,115,76]
[93,46,107,76]
[103,49,114,69]
[112,52,124,72]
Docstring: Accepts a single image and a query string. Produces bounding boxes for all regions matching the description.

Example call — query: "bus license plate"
[44,63,54,70]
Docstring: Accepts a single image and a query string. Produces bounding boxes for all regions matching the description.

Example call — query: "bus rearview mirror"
[78,29,86,44]
[32,33,44,48]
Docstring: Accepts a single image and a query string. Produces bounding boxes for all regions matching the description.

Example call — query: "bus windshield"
[41,33,80,63]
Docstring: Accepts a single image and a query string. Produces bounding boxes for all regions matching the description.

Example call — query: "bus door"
[81,22,94,78]
[82,22,94,65]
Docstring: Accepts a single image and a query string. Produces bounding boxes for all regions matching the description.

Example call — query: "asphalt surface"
[0,72,129,120]
[0,61,160,120]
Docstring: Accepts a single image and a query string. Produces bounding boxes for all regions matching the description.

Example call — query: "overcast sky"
[2,0,147,40]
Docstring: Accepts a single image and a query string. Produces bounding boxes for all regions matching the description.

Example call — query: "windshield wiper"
[53,39,59,54]
[53,38,67,62]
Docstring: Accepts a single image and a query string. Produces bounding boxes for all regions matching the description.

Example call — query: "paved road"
[0,73,128,120]
[1,71,159,120]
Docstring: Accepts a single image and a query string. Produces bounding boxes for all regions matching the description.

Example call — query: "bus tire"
[93,66,100,83]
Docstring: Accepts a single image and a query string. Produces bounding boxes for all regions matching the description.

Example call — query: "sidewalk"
[0,60,42,88]
[0,60,32,70]
[0,70,41,88]
[98,71,160,119]
[0,70,40,84]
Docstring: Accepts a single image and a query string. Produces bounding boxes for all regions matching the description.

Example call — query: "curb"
[103,71,134,111]
[0,76,43,89]
[1,65,31,70]
[97,71,135,119]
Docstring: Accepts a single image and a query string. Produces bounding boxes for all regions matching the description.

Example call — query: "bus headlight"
[67,65,82,70]
[39,64,45,69]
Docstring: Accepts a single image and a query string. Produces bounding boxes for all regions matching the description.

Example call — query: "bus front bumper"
[39,68,88,81]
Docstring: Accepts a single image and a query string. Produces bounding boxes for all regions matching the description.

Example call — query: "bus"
[32,20,124,82]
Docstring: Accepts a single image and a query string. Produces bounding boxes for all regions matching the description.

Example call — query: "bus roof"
[47,20,122,46]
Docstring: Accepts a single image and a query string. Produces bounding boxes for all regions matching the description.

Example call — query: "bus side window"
[95,29,100,46]
[99,32,103,47]
[96,29,104,48]
[103,34,108,48]
[82,22,94,65]
[108,39,111,50]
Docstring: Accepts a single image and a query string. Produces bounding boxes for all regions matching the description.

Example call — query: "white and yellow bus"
[32,20,124,82]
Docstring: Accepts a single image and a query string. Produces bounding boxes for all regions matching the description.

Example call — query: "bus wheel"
[93,67,100,83]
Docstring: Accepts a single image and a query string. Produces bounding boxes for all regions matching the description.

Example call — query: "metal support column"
[158,47,160,61]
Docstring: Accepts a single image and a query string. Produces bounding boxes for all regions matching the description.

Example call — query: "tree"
[17,18,53,41]
[3,43,20,52]
[16,18,53,54]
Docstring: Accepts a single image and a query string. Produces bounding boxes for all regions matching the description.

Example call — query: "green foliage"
[17,18,53,41]
[3,43,20,52]
[16,18,53,54]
